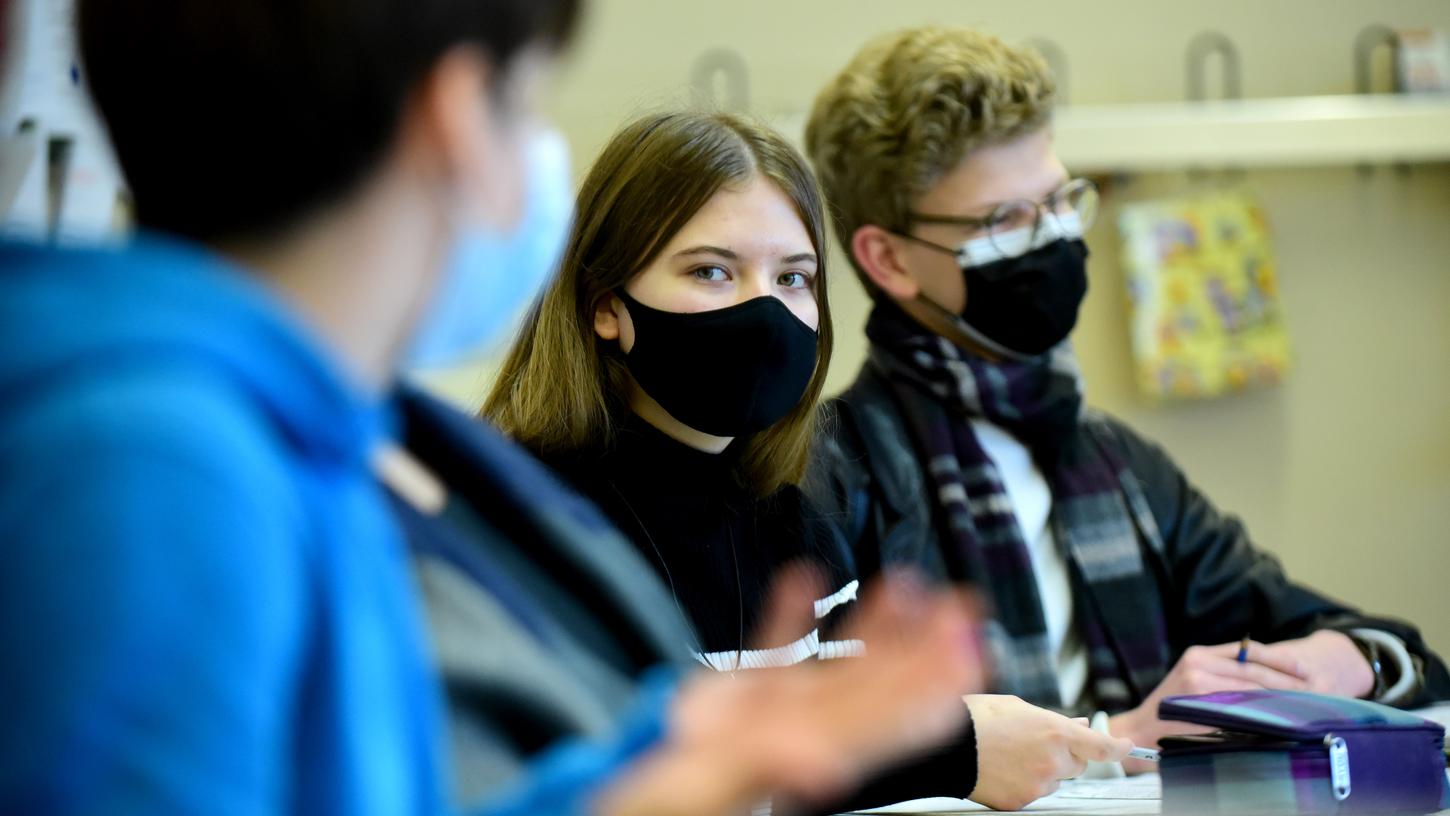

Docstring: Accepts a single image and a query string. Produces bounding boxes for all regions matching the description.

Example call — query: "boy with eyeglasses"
[803,25,1450,809]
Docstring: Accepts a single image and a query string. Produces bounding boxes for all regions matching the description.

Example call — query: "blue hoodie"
[0,236,683,816]
[0,236,449,814]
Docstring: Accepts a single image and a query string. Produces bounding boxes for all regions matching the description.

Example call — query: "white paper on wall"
[0,125,45,240]
[0,0,126,242]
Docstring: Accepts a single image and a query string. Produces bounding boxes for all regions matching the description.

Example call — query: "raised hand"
[595,568,984,815]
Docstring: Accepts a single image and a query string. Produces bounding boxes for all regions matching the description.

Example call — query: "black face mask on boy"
[956,237,1089,358]
[615,289,818,437]
[896,221,1090,359]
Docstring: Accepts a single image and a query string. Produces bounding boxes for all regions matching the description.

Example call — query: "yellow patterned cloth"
[1118,191,1292,399]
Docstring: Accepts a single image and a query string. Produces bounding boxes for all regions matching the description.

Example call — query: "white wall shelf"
[775,94,1450,173]
[1051,94,1450,172]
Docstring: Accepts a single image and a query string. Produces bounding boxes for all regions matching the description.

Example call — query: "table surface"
[848,704,1450,815]
[851,773,1450,815]
[854,775,1162,815]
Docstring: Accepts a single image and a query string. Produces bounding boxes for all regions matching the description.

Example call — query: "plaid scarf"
[865,303,1171,712]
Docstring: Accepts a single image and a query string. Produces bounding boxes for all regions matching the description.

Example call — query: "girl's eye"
[778,271,812,289]
[692,265,729,282]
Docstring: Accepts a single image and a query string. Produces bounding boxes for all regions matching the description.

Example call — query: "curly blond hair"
[804,26,1057,291]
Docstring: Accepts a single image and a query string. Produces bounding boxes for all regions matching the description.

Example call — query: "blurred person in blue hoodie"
[0,1,987,814]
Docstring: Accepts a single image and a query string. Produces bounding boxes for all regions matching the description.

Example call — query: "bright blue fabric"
[474,669,678,816]
[0,236,448,815]
[0,235,679,816]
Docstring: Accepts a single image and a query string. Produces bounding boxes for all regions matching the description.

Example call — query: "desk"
[852,704,1450,815]
[850,772,1450,814]
[854,775,1160,814]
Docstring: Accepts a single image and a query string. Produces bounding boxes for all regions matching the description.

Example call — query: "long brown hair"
[483,111,834,496]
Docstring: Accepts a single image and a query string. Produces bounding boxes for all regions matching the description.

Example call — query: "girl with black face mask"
[484,111,992,809]
[487,111,840,664]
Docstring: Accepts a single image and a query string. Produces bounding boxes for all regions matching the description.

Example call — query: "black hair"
[77,0,581,241]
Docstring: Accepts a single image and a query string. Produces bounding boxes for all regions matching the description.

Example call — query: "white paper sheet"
[1051,775,1161,800]
[852,774,1161,814]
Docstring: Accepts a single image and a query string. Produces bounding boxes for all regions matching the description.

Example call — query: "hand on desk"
[1110,631,1374,772]
[966,695,1132,811]
[595,568,984,816]
[1258,630,1375,698]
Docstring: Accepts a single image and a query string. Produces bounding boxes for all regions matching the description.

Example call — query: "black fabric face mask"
[957,238,1089,357]
[615,289,818,437]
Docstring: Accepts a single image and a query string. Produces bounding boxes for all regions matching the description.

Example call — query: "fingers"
[1171,645,1309,695]
[1197,640,1309,680]
[1055,759,1090,782]
[1065,724,1133,763]
[1241,641,1310,680]
[850,571,985,692]
[806,595,980,763]
[1199,655,1307,691]
[1195,641,1251,660]
[751,561,825,650]
[845,569,928,645]
[921,591,986,685]
[1179,673,1265,695]
[775,571,984,777]
[868,597,983,708]
[1047,741,1084,785]
[1050,733,1091,779]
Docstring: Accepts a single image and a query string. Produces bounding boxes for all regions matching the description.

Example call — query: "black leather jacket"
[806,362,1450,710]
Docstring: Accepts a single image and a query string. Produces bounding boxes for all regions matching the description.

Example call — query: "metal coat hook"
[690,48,750,112]
[1023,38,1069,106]
[1352,25,1407,177]
[1353,24,1402,95]
[1185,31,1244,184]
[1186,31,1242,102]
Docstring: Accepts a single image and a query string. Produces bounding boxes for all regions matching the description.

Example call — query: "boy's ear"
[852,224,921,301]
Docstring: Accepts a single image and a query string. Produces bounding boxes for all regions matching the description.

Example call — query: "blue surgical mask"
[405,128,573,369]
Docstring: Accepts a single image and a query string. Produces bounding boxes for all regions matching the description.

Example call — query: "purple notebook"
[1158,690,1449,814]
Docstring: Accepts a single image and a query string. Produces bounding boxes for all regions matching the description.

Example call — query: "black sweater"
[547,414,857,662]
[543,414,981,809]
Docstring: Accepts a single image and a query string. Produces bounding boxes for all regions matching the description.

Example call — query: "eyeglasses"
[904,177,1099,268]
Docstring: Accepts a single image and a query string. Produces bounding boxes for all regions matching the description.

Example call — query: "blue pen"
[1237,634,1251,663]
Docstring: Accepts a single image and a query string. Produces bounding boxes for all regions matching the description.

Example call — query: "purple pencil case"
[1158,690,1450,814]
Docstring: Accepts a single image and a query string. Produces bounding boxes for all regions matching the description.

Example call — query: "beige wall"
[422,0,1450,659]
